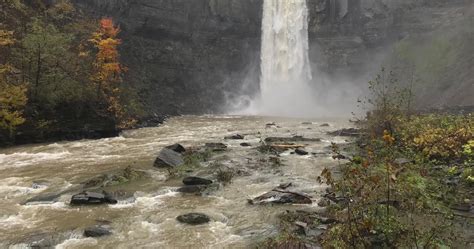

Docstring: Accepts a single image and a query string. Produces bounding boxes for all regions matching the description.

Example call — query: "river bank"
[0,114,169,148]
[261,113,473,248]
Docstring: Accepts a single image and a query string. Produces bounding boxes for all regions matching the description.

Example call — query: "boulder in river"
[24,193,62,205]
[82,166,147,189]
[166,143,186,154]
[240,142,252,147]
[295,148,309,155]
[183,176,213,186]
[70,191,117,205]
[204,142,227,152]
[224,134,244,140]
[265,122,277,128]
[177,185,208,194]
[84,225,112,238]
[264,136,321,143]
[21,233,58,248]
[176,213,211,225]
[249,189,312,205]
[153,148,184,169]
[320,123,330,127]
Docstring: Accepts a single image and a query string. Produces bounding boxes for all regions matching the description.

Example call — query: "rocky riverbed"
[0,115,356,248]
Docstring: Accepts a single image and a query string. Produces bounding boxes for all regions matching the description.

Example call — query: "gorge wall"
[75,0,263,115]
[76,0,473,115]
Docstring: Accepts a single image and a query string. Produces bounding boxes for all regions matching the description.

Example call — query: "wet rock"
[176,213,210,225]
[82,166,147,189]
[327,128,362,137]
[295,148,309,155]
[224,134,244,140]
[176,185,208,194]
[264,136,321,143]
[70,191,117,205]
[320,123,330,127]
[249,189,312,205]
[266,122,277,128]
[84,225,112,238]
[301,122,313,125]
[240,142,252,147]
[165,143,186,154]
[21,233,57,248]
[278,182,293,189]
[205,142,227,152]
[24,193,62,205]
[183,176,213,186]
[153,148,184,169]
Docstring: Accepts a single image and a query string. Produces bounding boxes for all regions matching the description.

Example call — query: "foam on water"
[133,189,179,210]
[0,177,45,198]
[56,237,98,249]
[0,151,72,169]
[0,214,27,228]
[208,221,244,247]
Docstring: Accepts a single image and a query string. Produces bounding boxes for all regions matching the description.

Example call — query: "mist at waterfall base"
[228,70,365,118]
[228,0,364,118]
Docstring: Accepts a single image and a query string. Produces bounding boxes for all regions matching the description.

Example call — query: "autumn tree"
[90,18,135,128]
[0,28,27,139]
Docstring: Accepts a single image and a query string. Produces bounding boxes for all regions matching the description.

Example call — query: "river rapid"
[0,115,353,248]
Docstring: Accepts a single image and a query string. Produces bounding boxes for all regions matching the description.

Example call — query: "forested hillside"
[0,0,140,145]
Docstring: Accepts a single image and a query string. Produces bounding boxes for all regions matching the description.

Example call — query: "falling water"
[246,0,317,117]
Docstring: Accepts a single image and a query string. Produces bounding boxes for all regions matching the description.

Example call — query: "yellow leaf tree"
[0,29,27,138]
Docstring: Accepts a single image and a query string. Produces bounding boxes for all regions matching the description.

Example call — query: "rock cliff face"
[75,0,262,115]
[76,0,473,114]
[306,0,473,107]
[308,0,471,73]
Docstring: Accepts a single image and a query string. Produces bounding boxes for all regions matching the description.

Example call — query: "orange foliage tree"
[89,18,135,129]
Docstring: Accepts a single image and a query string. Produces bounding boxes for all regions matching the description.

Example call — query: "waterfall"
[254,0,315,117]
[261,0,312,93]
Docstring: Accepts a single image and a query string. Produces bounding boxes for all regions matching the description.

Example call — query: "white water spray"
[244,0,318,117]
